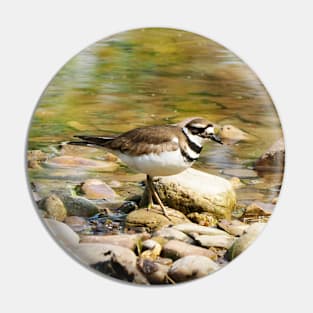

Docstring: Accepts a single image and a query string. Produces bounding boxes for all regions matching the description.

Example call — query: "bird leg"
[146,175,153,211]
[146,175,170,219]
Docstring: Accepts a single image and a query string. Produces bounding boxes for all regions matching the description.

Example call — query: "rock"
[45,155,117,171]
[226,223,267,260]
[44,218,80,248]
[242,203,272,223]
[255,138,285,172]
[162,240,217,261]
[220,124,250,142]
[64,216,88,232]
[153,168,236,219]
[60,195,100,217]
[28,160,41,169]
[153,227,194,244]
[173,223,230,236]
[229,177,244,189]
[138,258,170,284]
[27,150,49,162]
[168,256,219,282]
[218,219,250,236]
[75,243,148,284]
[39,194,67,221]
[140,240,162,260]
[192,233,235,249]
[80,179,117,200]
[126,207,190,231]
[79,234,148,250]
[186,212,218,227]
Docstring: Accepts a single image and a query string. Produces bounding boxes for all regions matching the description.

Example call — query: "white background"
[1,1,312,312]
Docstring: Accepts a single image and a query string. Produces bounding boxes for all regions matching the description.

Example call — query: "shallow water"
[28,28,284,206]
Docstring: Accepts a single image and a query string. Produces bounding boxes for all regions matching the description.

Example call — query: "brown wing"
[105,125,183,156]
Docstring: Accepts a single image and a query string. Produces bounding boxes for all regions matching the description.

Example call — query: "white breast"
[117,149,191,177]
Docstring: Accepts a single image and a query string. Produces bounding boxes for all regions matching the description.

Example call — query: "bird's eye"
[189,126,204,134]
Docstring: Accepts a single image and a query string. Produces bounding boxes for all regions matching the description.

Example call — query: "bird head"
[184,118,223,144]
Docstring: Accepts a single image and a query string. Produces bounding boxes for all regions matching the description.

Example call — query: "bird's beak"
[208,133,223,144]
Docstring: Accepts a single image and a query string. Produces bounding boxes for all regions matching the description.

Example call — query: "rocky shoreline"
[27,139,283,285]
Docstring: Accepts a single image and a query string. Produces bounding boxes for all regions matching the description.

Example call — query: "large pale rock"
[74,243,148,284]
[162,240,217,261]
[168,255,219,282]
[226,223,266,260]
[153,168,236,219]
[126,207,190,231]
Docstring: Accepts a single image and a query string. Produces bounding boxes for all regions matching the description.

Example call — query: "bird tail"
[67,135,114,148]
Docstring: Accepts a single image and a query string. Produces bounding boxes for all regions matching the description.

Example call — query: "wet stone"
[79,233,149,250]
[162,240,217,261]
[80,179,117,200]
[218,219,250,237]
[168,255,219,283]
[75,243,149,284]
[64,216,88,232]
[126,207,190,232]
[45,155,118,171]
[226,223,267,260]
[186,212,218,227]
[153,227,195,244]
[39,194,67,221]
[138,258,170,284]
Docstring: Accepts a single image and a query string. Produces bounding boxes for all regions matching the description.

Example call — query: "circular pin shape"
[26,28,284,285]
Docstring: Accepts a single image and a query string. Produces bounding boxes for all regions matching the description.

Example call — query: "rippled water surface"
[28,28,284,205]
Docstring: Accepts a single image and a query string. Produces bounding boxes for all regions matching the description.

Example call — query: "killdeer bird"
[68,118,222,218]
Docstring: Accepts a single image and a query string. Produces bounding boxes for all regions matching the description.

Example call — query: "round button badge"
[27,28,284,285]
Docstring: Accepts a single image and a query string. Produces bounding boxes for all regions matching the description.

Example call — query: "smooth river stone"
[39,194,67,221]
[226,223,267,260]
[153,168,236,219]
[75,243,148,284]
[80,179,117,200]
[79,233,149,250]
[45,155,117,171]
[126,207,190,231]
[162,240,217,261]
[218,219,250,236]
[173,223,230,236]
[44,218,80,248]
[153,227,195,244]
[138,258,170,284]
[192,233,235,249]
[169,255,219,282]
